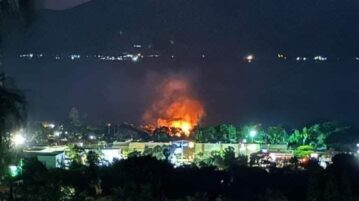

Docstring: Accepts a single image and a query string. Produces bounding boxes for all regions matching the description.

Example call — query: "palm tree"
[0,72,26,177]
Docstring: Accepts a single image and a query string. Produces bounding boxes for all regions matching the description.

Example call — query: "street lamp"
[8,131,26,201]
[12,133,25,146]
[249,130,257,143]
[8,163,22,201]
[8,165,20,178]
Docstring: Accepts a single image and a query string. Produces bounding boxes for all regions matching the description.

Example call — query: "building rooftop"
[23,146,66,156]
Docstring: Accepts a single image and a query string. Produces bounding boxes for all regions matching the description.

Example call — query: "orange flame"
[143,77,205,136]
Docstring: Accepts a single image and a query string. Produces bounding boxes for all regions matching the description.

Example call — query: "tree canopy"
[0,72,26,177]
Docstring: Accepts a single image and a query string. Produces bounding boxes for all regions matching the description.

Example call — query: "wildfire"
[143,77,205,136]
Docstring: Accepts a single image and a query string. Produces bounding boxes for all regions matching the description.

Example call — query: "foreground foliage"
[8,154,359,201]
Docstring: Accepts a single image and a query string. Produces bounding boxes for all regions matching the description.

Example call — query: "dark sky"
[42,0,91,10]
[2,0,359,127]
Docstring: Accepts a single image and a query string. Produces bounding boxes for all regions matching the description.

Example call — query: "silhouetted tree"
[0,72,26,177]
[266,126,288,144]
[65,144,86,168]
[217,124,237,143]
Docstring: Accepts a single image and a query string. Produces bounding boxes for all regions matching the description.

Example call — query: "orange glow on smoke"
[143,78,205,136]
[156,97,204,135]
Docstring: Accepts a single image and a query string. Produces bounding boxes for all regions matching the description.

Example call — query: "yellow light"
[171,121,192,135]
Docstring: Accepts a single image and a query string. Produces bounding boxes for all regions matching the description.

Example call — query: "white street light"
[249,130,257,138]
[249,130,257,143]
[13,134,25,146]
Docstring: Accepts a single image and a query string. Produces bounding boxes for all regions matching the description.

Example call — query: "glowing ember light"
[172,121,191,133]
[143,77,205,137]
[155,96,204,136]
[160,119,192,135]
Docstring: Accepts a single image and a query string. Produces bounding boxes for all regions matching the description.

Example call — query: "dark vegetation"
[5,153,359,201]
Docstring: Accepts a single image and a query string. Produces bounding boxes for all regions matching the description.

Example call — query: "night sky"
[41,0,91,10]
[2,0,359,127]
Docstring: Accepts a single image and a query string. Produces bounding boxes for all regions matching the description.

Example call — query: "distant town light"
[132,55,139,62]
[314,55,327,61]
[43,122,55,129]
[244,54,255,63]
[70,54,80,60]
[296,57,308,61]
[277,53,287,60]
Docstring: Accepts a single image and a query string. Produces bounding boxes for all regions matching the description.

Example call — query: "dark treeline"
[96,121,357,146]
[7,153,359,201]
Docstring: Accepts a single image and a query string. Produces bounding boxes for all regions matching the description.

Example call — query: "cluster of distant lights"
[43,122,98,141]
[294,55,327,61]
[19,52,155,63]
[243,53,337,63]
[96,53,144,62]
[18,52,359,63]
